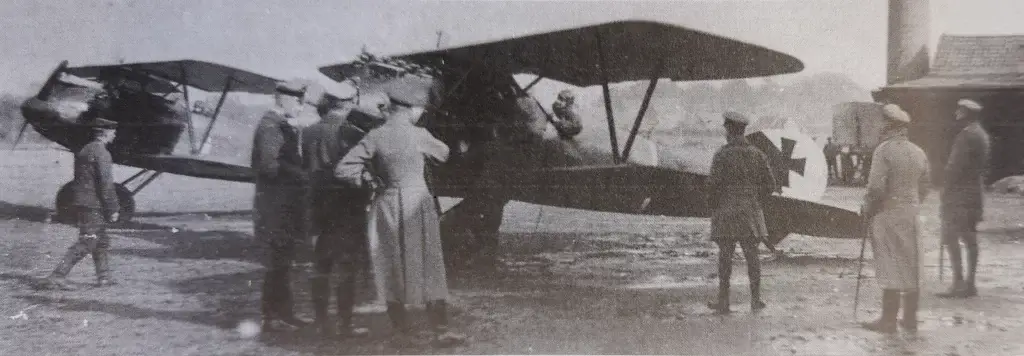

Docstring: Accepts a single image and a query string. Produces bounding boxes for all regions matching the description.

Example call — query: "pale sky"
[2,0,1024,95]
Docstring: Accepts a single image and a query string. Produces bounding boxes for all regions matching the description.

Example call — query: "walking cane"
[938,242,945,283]
[853,217,870,320]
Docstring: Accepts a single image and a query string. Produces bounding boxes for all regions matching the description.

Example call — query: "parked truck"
[830,102,884,185]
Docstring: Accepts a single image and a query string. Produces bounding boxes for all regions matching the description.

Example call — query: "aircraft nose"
[20,98,52,124]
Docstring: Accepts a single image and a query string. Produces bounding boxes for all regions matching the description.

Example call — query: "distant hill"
[580,72,872,140]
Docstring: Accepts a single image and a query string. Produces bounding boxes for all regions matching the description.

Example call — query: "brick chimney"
[887,0,931,85]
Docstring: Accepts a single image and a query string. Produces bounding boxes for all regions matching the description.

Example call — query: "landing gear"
[52,169,160,225]
[440,198,506,271]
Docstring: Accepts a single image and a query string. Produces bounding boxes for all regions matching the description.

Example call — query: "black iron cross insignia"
[748,133,807,188]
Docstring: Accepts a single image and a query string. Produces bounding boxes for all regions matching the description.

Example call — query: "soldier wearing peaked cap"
[859,104,930,333]
[251,80,314,331]
[303,87,373,338]
[41,112,121,290]
[937,98,990,299]
[706,110,777,314]
[334,86,466,345]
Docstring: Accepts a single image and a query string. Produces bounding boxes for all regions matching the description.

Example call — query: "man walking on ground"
[860,104,930,334]
[41,111,120,290]
[706,111,777,314]
[937,99,991,299]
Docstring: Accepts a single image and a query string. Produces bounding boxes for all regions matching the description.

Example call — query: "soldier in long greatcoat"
[334,86,464,345]
[706,111,777,314]
[251,81,313,331]
[937,99,991,299]
[41,113,120,290]
[860,104,930,334]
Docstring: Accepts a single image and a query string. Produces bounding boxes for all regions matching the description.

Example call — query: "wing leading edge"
[319,20,804,86]
[66,60,281,94]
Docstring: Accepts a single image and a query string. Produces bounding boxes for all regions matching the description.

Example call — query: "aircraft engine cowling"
[746,127,828,202]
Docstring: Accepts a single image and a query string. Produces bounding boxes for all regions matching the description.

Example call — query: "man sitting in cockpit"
[551,89,582,139]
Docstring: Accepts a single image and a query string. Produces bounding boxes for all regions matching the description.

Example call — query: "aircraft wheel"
[114,183,135,224]
[52,182,135,225]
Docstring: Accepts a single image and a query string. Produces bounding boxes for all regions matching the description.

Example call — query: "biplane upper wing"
[319,20,804,86]
[117,154,254,183]
[66,60,281,94]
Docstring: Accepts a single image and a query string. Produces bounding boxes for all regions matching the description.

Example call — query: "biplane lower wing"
[437,164,862,240]
[117,155,254,182]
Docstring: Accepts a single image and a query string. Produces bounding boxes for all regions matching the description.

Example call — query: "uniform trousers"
[52,208,111,280]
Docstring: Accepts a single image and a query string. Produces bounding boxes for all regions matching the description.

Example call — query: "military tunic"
[335,118,450,305]
[251,108,309,318]
[707,138,776,242]
[863,133,930,290]
[302,109,371,259]
[252,109,309,246]
[941,121,990,230]
[72,141,120,216]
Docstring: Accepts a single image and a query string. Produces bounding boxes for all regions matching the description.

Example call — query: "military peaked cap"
[275,81,306,97]
[881,104,910,124]
[386,85,429,107]
[957,99,982,112]
[722,111,750,126]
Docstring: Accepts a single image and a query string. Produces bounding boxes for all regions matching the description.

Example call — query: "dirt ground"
[2,149,1024,355]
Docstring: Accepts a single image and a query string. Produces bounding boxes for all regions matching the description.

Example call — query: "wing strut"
[621,58,666,162]
[178,63,198,154]
[595,29,620,164]
[199,75,234,153]
[522,75,544,92]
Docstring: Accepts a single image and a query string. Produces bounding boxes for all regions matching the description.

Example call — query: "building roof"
[885,34,1024,90]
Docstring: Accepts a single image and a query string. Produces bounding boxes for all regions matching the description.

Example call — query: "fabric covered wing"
[117,154,253,182]
[67,60,280,94]
[322,20,803,86]
[435,164,861,240]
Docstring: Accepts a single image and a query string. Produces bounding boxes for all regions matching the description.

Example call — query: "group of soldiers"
[250,81,466,344]
[35,73,991,341]
[823,137,872,186]
[705,98,990,331]
[39,80,466,345]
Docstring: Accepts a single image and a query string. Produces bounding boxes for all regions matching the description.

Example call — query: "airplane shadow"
[109,229,262,263]
[0,201,51,222]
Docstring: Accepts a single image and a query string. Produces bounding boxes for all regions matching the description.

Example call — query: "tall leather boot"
[862,289,900,333]
[964,235,979,297]
[426,300,449,329]
[43,243,90,291]
[742,241,766,311]
[427,300,467,346]
[93,250,116,286]
[900,290,919,332]
[311,275,334,337]
[386,302,408,332]
[707,244,732,314]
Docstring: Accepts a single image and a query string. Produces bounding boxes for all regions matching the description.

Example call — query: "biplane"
[318,20,864,261]
[17,59,282,222]
[16,20,862,260]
